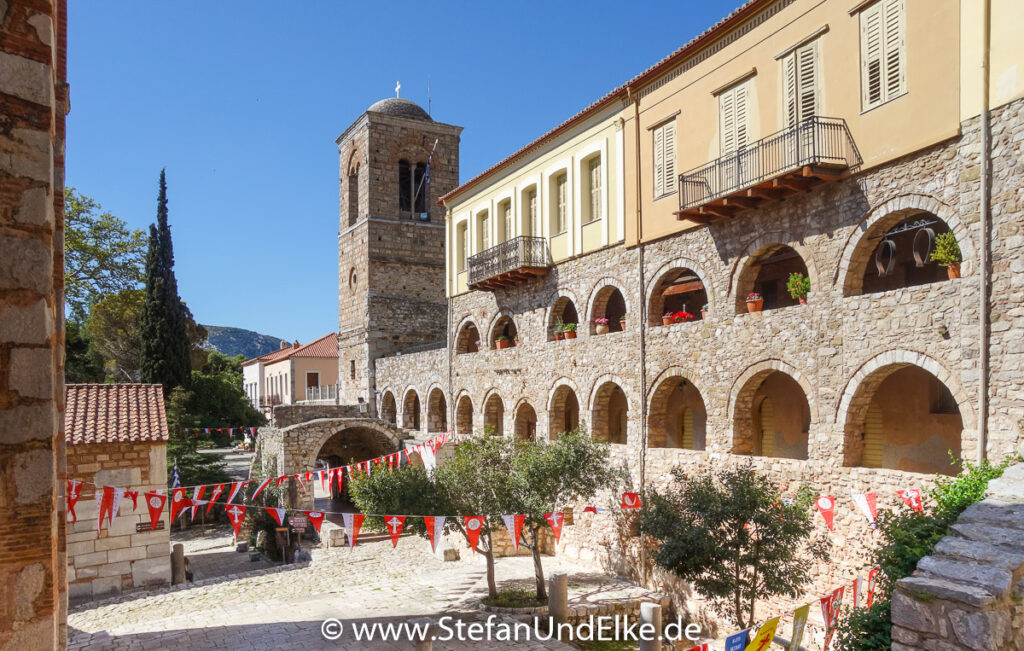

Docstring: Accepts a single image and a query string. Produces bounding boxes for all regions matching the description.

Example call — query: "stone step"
[896,575,999,609]
[956,500,1024,529]
[934,536,1024,570]
[915,556,1012,598]
[950,522,1024,551]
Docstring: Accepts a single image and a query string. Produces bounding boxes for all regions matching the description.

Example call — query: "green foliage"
[786,272,811,299]
[140,170,192,394]
[349,464,439,534]
[639,462,829,628]
[482,588,545,609]
[561,322,577,332]
[64,187,146,320]
[165,387,230,487]
[245,465,286,560]
[64,319,105,383]
[87,289,144,382]
[930,232,962,266]
[184,351,264,430]
[833,454,1020,651]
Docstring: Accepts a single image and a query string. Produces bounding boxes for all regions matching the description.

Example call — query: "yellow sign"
[745,617,779,651]
[788,604,810,651]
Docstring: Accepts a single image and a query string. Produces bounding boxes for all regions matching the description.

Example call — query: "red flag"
[621,492,642,509]
[583,506,597,514]
[143,491,166,530]
[226,481,244,504]
[123,490,139,511]
[385,515,406,547]
[206,484,225,515]
[304,510,325,533]
[190,485,207,521]
[501,515,526,550]
[266,507,286,526]
[866,568,879,608]
[815,495,836,531]
[95,485,124,532]
[820,586,845,649]
[336,468,344,494]
[66,479,83,523]
[897,488,923,513]
[853,492,878,527]
[544,512,564,543]
[464,516,485,551]
[424,515,446,552]
[319,470,328,491]
[293,474,306,492]
[170,487,191,522]
[343,513,364,548]
[226,504,247,537]
[252,477,273,500]
[275,475,289,488]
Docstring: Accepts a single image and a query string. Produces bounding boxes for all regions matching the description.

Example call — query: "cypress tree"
[140,170,191,393]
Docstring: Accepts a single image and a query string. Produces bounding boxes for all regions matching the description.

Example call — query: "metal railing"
[467,236,551,287]
[678,116,861,212]
[304,384,339,404]
[259,394,283,408]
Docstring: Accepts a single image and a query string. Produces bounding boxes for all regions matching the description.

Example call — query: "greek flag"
[171,464,180,489]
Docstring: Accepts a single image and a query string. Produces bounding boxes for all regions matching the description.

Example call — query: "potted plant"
[554,320,564,341]
[745,292,763,313]
[513,336,520,346]
[594,317,610,335]
[786,272,811,305]
[495,335,510,350]
[662,312,674,326]
[669,310,695,324]
[700,304,709,320]
[563,323,577,339]
[619,313,628,329]
[931,232,962,279]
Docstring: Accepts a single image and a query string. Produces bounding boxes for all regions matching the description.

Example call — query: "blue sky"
[67,1,739,344]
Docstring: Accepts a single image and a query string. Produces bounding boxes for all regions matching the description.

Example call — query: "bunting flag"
[685,645,709,651]
[464,516,484,551]
[169,487,190,522]
[336,468,344,494]
[744,617,779,651]
[897,488,923,513]
[143,491,166,530]
[621,492,642,509]
[266,507,286,527]
[866,568,879,608]
[724,629,749,651]
[252,477,273,500]
[66,479,83,523]
[424,515,446,553]
[851,575,862,609]
[226,504,247,537]
[95,485,125,532]
[250,427,257,436]
[293,474,306,492]
[304,510,325,533]
[226,481,245,504]
[544,512,564,543]
[318,470,328,492]
[815,496,836,531]
[275,475,289,488]
[190,485,207,521]
[853,492,878,527]
[820,586,845,650]
[583,506,598,514]
[342,512,364,548]
[787,604,810,651]
[123,490,139,511]
[207,484,225,515]
[385,515,406,547]
[502,515,526,551]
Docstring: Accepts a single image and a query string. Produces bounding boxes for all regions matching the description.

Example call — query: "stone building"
[371,0,1024,623]
[64,384,170,602]
[0,0,69,648]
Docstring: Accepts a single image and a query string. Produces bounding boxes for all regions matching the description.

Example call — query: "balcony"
[676,116,861,223]
[303,384,339,404]
[468,236,552,292]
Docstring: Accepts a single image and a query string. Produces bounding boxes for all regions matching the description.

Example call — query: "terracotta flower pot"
[662,316,673,326]
[513,339,520,347]
[620,319,627,329]
[554,331,564,341]
[596,324,609,335]
[798,296,807,305]
[564,330,577,339]
[700,309,708,320]
[496,339,509,350]
[947,262,961,279]
[746,299,763,313]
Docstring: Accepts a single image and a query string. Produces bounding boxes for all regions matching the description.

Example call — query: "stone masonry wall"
[375,100,1024,624]
[0,0,68,648]
[66,442,170,603]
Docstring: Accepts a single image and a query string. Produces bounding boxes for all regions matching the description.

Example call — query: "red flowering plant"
[668,310,695,323]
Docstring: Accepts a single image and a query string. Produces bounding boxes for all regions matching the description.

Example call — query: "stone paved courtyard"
[68,535,659,650]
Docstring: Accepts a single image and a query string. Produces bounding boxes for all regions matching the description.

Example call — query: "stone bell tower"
[335,97,462,413]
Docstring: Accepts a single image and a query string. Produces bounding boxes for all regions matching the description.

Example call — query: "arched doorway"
[592,381,628,444]
[427,387,448,433]
[380,391,397,426]
[455,320,480,354]
[402,390,421,431]
[589,284,627,334]
[648,375,707,449]
[733,370,810,459]
[649,267,709,326]
[490,315,519,349]
[484,393,504,436]
[314,426,396,513]
[548,383,580,439]
[455,394,473,436]
[735,244,810,313]
[514,401,538,441]
[843,363,963,475]
[548,295,580,341]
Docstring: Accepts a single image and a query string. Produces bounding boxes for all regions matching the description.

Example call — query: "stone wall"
[0,0,68,648]
[891,462,1024,650]
[65,442,170,602]
[272,404,360,428]
[374,100,1024,623]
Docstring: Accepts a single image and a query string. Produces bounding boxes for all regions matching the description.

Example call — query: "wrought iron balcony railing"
[467,236,552,291]
[677,116,861,218]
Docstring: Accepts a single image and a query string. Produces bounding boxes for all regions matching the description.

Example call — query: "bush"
[930,232,961,266]
[482,588,545,609]
[834,454,1020,650]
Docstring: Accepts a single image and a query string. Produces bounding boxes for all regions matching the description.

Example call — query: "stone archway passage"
[649,268,708,326]
[455,321,480,354]
[380,391,397,426]
[589,285,627,334]
[733,370,809,459]
[455,395,473,435]
[427,388,448,433]
[484,393,504,436]
[548,296,580,341]
[591,381,627,444]
[849,212,959,296]
[403,390,421,431]
[648,375,707,449]
[514,402,538,441]
[548,385,580,439]
[735,244,810,313]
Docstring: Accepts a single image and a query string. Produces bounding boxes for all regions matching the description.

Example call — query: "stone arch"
[647,367,709,449]
[426,384,448,433]
[401,387,421,431]
[454,315,481,354]
[586,277,630,335]
[837,350,973,474]
[379,389,397,426]
[482,390,505,436]
[647,258,716,325]
[547,377,581,440]
[546,288,580,341]
[589,376,630,445]
[732,240,814,313]
[836,194,975,296]
[513,399,539,441]
[487,311,519,349]
[728,360,817,458]
[297,420,404,504]
[454,391,474,436]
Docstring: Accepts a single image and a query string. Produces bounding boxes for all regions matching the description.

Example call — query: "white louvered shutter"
[861,2,883,107]
[734,83,749,150]
[783,54,798,127]
[589,158,602,221]
[797,41,818,121]
[721,88,737,154]
[662,122,676,196]
[883,0,905,101]
[861,0,904,109]
[653,125,665,198]
[557,176,567,233]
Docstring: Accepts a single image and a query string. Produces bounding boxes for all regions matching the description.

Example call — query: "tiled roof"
[290,333,339,358]
[242,345,295,366]
[439,0,768,204]
[64,384,169,445]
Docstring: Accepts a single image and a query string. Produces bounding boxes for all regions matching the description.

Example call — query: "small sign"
[136,521,165,532]
[288,516,308,532]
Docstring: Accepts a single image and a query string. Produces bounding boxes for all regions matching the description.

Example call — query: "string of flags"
[188,426,260,438]
[814,488,923,531]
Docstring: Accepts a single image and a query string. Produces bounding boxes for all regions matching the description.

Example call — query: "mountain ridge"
[201,325,287,360]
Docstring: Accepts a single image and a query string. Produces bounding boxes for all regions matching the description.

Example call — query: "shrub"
[930,232,962,267]
[786,272,811,299]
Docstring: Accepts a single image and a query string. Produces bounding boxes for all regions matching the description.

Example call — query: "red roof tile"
[289,333,339,358]
[64,384,169,445]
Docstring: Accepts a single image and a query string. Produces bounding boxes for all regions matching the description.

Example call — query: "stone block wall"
[891,462,1024,650]
[65,441,170,602]
[272,404,360,428]
[0,0,68,648]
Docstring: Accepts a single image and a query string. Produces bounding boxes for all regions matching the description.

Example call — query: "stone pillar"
[548,572,569,626]
[0,1,68,649]
[171,544,186,585]
[638,602,662,651]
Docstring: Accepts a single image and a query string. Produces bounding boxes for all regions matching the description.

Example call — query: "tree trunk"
[530,525,547,601]
[483,529,497,599]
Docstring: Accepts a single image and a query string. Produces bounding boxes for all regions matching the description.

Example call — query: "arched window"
[848,213,960,296]
[648,375,707,449]
[490,315,518,349]
[398,160,412,213]
[455,395,473,436]
[735,244,810,313]
[455,321,480,354]
[548,384,580,439]
[348,170,360,226]
[414,163,427,214]
[402,390,421,431]
[427,388,447,433]
[380,391,397,426]
[514,402,538,441]
[649,268,708,326]
[399,160,428,217]
[484,393,504,436]
[733,370,809,459]
[548,296,579,341]
[589,285,627,334]
[592,381,627,444]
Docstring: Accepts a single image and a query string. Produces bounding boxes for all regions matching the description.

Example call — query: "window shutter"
[653,125,665,197]
[884,0,905,100]
[663,122,676,195]
[720,89,736,154]
[590,158,601,221]
[797,41,818,120]
[783,54,798,127]
[861,3,883,107]
[734,84,748,150]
